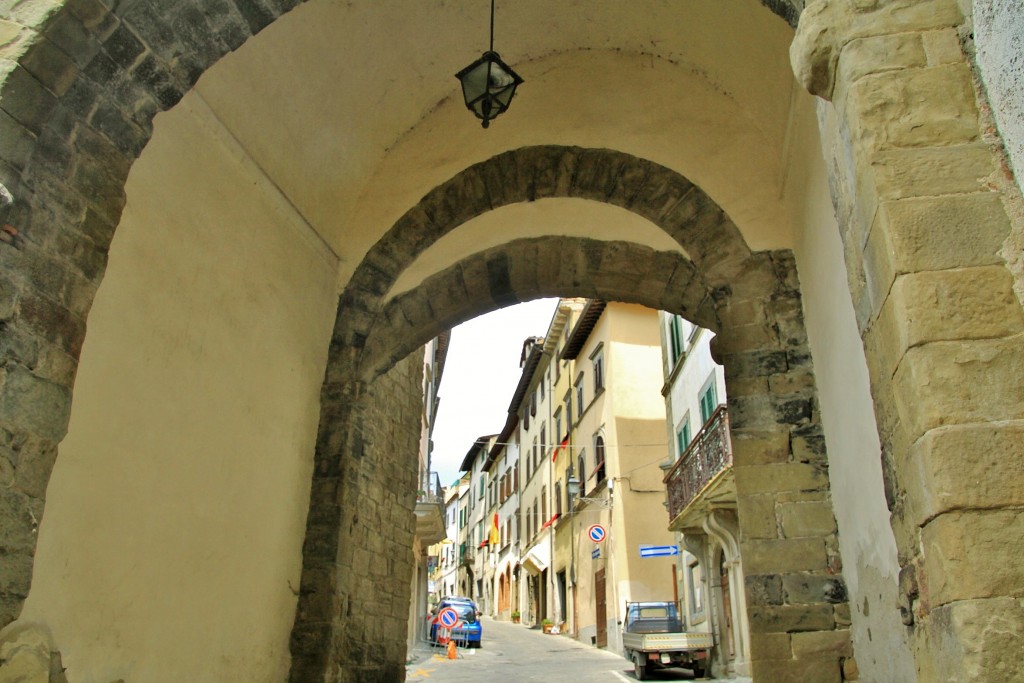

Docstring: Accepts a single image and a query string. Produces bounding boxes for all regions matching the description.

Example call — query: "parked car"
[429,598,482,648]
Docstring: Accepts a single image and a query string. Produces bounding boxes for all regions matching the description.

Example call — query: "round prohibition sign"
[587,524,607,543]
[438,607,460,629]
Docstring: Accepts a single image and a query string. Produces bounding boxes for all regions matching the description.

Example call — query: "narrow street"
[406,617,701,682]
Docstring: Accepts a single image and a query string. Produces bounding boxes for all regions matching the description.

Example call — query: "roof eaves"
[561,300,606,360]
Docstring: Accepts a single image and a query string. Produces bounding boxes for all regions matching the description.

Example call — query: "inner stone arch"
[335,145,756,379]
[293,154,844,680]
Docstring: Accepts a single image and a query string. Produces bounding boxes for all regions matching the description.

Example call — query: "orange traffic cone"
[446,639,457,660]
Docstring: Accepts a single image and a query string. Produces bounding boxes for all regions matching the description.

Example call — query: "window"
[540,376,545,401]
[669,315,685,366]
[515,507,521,541]
[554,482,562,515]
[479,476,485,500]
[575,376,584,418]
[541,486,547,523]
[533,500,539,538]
[591,345,605,394]
[676,418,692,458]
[554,409,562,447]
[539,426,546,468]
[594,435,606,484]
[563,391,572,435]
[699,378,718,425]
[577,451,586,497]
[687,559,705,618]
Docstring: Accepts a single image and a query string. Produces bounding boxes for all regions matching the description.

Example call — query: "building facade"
[660,313,753,679]
[559,301,679,654]
[407,334,449,649]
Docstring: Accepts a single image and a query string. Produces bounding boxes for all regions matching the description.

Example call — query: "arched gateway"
[0,2,1021,682]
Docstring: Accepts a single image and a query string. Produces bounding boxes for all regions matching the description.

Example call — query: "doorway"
[595,568,608,648]
[720,552,735,662]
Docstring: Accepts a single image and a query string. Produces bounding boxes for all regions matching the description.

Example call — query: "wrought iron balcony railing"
[664,405,733,521]
[417,471,444,505]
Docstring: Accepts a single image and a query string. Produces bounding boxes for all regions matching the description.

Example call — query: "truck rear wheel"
[633,654,648,680]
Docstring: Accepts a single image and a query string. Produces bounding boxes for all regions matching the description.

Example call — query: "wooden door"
[595,568,608,648]
[720,554,735,660]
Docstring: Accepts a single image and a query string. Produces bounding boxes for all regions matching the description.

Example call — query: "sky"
[432,298,559,488]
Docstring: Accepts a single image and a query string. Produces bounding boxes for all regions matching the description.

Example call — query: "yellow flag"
[489,513,500,545]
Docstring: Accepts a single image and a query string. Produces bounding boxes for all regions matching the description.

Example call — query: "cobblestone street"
[407,617,701,682]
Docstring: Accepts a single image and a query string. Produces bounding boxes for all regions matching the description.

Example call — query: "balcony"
[664,405,735,530]
[415,471,446,545]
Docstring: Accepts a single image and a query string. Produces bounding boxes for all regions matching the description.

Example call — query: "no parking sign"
[438,607,461,629]
[587,524,607,543]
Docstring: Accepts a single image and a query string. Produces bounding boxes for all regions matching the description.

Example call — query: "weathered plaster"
[973,0,1024,193]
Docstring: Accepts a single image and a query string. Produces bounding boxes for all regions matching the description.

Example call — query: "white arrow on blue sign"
[639,544,680,558]
[592,548,601,559]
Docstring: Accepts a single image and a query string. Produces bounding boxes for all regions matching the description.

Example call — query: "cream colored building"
[433,483,462,603]
[408,335,449,649]
[560,301,677,654]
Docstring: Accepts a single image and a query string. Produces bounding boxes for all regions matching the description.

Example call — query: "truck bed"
[622,630,714,652]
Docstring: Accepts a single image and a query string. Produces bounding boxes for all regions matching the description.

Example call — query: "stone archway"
[292,146,848,680]
[0,1,1020,682]
[0,0,804,634]
[0,0,804,631]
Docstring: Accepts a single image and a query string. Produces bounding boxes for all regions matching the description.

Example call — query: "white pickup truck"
[621,601,713,680]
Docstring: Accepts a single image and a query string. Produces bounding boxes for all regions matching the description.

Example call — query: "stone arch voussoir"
[359,237,713,377]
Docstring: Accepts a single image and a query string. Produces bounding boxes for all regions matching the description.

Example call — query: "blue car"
[430,599,482,648]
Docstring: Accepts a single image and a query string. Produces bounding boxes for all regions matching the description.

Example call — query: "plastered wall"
[18,93,339,682]
[973,0,1024,193]
[789,96,916,680]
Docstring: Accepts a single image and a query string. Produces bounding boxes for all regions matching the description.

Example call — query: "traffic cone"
[446,640,457,660]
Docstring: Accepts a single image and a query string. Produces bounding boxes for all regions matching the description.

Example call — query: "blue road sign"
[639,544,680,558]
[592,547,601,559]
[588,524,607,543]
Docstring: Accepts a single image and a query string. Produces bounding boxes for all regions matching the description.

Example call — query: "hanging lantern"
[455,1,523,128]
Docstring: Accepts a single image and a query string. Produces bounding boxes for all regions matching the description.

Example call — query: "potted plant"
[511,610,520,623]
[542,618,554,634]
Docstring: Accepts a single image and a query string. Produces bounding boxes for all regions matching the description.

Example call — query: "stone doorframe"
[792,1,1024,680]
[292,144,851,680]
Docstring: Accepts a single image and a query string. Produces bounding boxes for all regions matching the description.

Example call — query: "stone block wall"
[792,1,1024,679]
[715,254,852,682]
[289,353,422,683]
